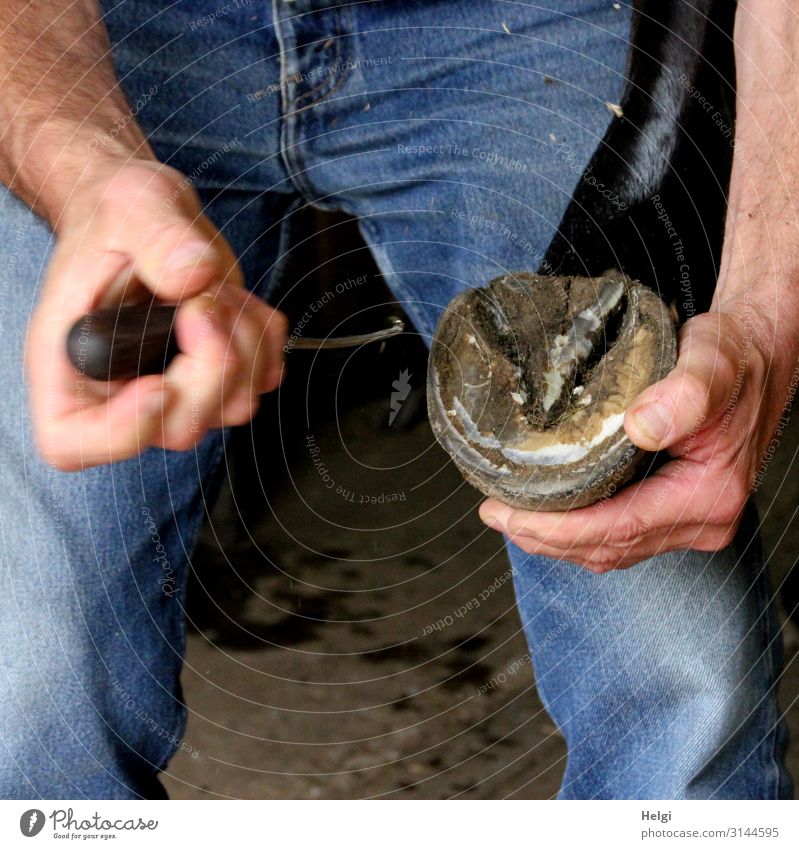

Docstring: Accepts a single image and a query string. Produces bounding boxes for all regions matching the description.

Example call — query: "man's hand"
[0,3,286,470]
[479,308,793,572]
[480,0,799,571]
[27,159,287,470]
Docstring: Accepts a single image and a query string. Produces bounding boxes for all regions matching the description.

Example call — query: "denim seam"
[294,9,349,108]
[279,101,314,205]
[275,4,363,205]
[274,9,317,201]
[254,195,305,302]
[279,6,354,111]
[274,15,310,203]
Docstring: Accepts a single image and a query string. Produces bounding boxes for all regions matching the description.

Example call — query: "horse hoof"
[427,271,677,511]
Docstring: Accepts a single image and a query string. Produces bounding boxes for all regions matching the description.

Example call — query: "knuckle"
[585,561,615,574]
[710,483,748,525]
[269,309,289,338]
[716,525,738,549]
[694,527,736,552]
[510,535,537,555]
[710,505,736,528]
[220,346,242,375]
[507,514,536,537]
[675,371,711,421]
[106,165,174,203]
[156,223,210,259]
[586,551,621,570]
[745,341,768,381]
[44,446,78,472]
[139,168,182,201]
[47,445,86,472]
[32,426,64,469]
[604,516,645,547]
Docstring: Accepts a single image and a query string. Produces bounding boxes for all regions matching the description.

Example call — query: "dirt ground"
[161,347,799,800]
[161,215,799,800]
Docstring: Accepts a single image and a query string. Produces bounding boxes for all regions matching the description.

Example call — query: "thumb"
[624,314,738,451]
[101,163,236,301]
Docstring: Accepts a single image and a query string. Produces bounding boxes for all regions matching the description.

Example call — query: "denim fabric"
[0,0,791,798]
[509,501,790,799]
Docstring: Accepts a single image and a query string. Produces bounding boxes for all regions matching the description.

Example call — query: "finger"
[255,300,288,394]
[479,463,706,547]
[35,238,132,333]
[33,374,173,471]
[503,514,729,557]
[504,536,634,572]
[94,164,238,302]
[505,522,719,572]
[502,533,608,566]
[155,293,238,450]
[27,242,170,469]
[220,287,287,396]
[624,313,744,451]
[213,288,261,423]
[203,288,286,427]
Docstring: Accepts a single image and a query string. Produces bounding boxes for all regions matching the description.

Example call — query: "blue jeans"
[0,0,790,799]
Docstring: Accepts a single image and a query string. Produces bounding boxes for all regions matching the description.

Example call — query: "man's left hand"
[478,307,793,572]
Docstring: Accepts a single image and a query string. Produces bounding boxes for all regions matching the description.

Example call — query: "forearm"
[716,0,799,373]
[0,0,155,227]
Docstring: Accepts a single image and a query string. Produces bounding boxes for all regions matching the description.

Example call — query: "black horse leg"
[543,0,737,321]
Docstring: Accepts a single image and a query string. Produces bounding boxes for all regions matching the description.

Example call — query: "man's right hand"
[27,158,288,471]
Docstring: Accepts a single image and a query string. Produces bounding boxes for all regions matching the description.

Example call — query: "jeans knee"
[552,633,784,799]
[0,634,185,798]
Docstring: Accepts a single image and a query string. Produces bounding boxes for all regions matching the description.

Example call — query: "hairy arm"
[1,2,285,469]
[714,0,799,356]
[481,0,799,569]
[0,0,154,224]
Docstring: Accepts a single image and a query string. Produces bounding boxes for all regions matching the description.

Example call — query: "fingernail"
[482,514,504,532]
[630,402,671,444]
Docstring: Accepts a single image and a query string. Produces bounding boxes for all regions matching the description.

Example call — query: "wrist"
[711,286,799,392]
[3,112,157,229]
[714,207,799,384]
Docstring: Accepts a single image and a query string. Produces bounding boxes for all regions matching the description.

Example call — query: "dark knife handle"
[67,304,179,381]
